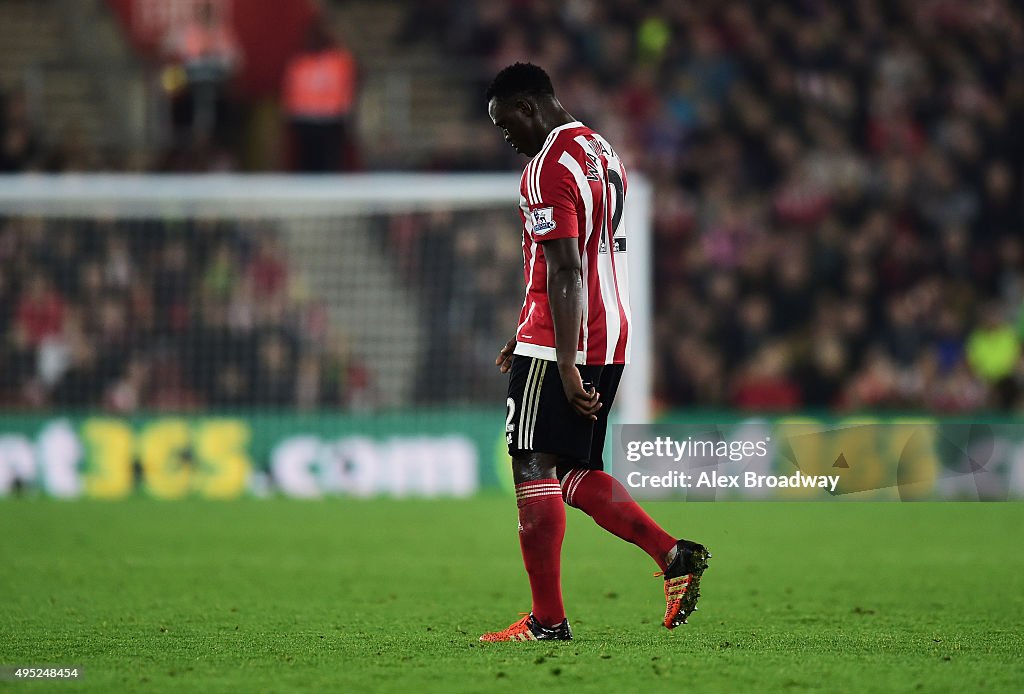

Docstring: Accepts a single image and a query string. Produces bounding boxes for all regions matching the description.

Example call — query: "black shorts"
[505,356,623,469]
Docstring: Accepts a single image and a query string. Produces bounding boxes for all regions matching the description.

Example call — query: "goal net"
[0,174,653,424]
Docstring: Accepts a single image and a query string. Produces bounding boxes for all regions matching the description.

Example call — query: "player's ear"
[515,98,535,118]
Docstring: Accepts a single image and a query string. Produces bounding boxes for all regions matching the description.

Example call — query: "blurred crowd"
[383,209,523,404]
[0,216,373,411]
[410,0,1024,413]
[0,1,369,413]
[3,0,1024,414]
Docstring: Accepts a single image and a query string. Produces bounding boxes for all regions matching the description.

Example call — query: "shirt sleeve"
[525,157,579,241]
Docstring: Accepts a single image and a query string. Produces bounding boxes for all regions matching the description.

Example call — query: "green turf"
[1,499,1022,693]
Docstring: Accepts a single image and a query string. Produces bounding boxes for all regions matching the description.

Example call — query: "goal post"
[0,173,653,424]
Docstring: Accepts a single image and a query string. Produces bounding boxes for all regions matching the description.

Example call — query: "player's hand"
[495,338,517,373]
[558,363,601,421]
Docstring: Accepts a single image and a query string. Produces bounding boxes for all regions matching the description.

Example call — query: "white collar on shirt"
[543,120,583,146]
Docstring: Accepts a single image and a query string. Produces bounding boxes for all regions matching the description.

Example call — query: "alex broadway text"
[626,470,841,492]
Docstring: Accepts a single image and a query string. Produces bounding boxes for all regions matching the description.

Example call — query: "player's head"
[486,63,558,158]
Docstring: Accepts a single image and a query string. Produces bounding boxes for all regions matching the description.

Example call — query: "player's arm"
[543,237,601,420]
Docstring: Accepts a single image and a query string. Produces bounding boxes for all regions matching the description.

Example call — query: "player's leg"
[481,356,586,642]
[556,365,711,629]
[510,450,566,630]
[556,365,677,569]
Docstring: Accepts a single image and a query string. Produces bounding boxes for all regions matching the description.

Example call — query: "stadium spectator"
[13,271,65,348]
[105,353,151,413]
[0,87,41,172]
[967,305,1021,382]
[49,331,99,407]
[153,239,193,334]
[796,330,849,410]
[251,331,297,407]
[162,0,242,146]
[967,304,1022,408]
[247,234,289,300]
[732,342,803,411]
[282,19,360,171]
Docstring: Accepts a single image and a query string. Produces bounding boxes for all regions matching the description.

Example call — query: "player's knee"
[511,452,558,484]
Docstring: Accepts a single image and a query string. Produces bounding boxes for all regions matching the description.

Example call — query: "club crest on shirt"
[530,207,557,235]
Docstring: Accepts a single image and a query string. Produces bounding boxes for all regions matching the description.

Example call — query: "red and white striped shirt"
[513,121,631,365]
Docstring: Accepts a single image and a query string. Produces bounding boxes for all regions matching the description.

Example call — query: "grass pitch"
[1,498,1022,693]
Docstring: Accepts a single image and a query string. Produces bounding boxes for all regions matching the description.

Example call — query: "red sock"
[515,479,566,626]
[561,469,677,571]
